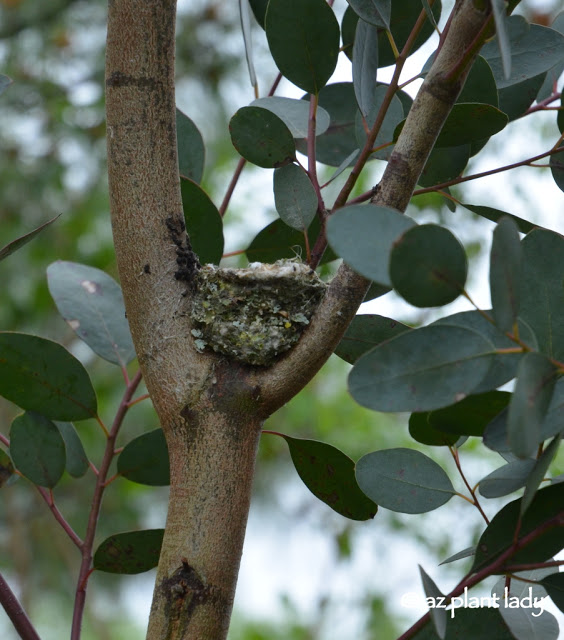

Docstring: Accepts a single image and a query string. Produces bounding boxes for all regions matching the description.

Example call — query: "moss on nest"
[190,260,327,366]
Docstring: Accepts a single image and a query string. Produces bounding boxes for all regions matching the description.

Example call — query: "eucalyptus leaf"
[266,0,339,94]
[349,325,495,413]
[0,214,60,263]
[250,97,330,138]
[0,333,97,421]
[117,429,170,486]
[490,216,522,333]
[47,261,135,366]
[93,529,164,574]
[478,459,536,499]
[273,164,318,231]
[356,448,455,514]
[346,0,390,28]
[352,19,379,116]
[419,566,447,639]
[55,421,89,479]
[520,433,562,515]
[10,412,66,488]
[176,108,205,184]
[281,435,378,520]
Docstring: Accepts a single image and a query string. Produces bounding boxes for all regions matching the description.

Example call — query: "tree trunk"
[105,0,493,638]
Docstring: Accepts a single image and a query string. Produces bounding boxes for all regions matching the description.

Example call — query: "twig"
[36,487,83,549]
[70,369,143,640]
[0,572,41,640]
[449,447,489,524]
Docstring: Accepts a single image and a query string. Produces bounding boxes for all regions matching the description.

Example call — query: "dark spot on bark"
[144,263,151,274]
[160,560,210,633]
[166,216,200,287]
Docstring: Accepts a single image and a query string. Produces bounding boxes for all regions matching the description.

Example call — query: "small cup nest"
[190,260,327,366]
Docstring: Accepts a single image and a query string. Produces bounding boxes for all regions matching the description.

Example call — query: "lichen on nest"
[190,259,327,366]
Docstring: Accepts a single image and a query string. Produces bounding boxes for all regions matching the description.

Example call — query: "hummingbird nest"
[190,260,326,366]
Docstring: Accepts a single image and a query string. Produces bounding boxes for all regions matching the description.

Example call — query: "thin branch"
[70,370,143,640]
[0,572,41,640]
[36,487,83,550]
[503,559,564,573]
[450,447,489,524]
[414,146,564,196]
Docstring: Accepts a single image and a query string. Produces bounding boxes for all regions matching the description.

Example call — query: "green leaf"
[0,214,60,263]
[280,436,377,521]
[481,16,564,89]
[434,104,508,147]
[419,145,470,188]
[176,108,205,184]
[520,433,562,515]
[550,149,564,193]
[490,217,522,333]
[249,0,268,28]
[458,56,499,107]
[296,83,360,167]
[536,12,564,102]
[520,229,564,361]
[229,106,295,168]
[349,325,495,413]
[377,0,442,69]
[539,377,564,441]
[334,314,411,364]
[420,0,438,32]
[433,311,529,395]
[492,573,559,640]
[47,261,135,366]
[356,448,455,514]
[55,421,89,478]
[491,0,511,81]
[117,429,170,486]
[347,0,390,28]
[246,216,336,265]
[424,391,512,438]
[240,0,257,92]
[472,483,564,573]
[273,164,318,231]
[540,573,564,613]
[0,450,15,488]
[93,529,164,574]
[353,19,379,116]
[10,412,66,488]
[0,333,97,421]
[438,546,475,566]
[250,97,330,138]
[478,459,536,499]
[412,606,514,640]
[390,224,467,308]
[498,73,546,121]
[508,353,557,459]
[180,178,224,265]
[419,566,447,639]
[461,203,538,234]
[408,412,460,447]
[326,204,416,286]
[265,0,340,94]
[355,85,404,160]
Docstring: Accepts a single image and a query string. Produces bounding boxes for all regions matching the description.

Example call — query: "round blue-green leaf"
[478,459,536,499]
[334,314,411,364]
[435,104,508,147]
[540,573,564,613]
[0,333,97,421]
[508,352,557,459]
[265,0,340,95]
[349,325,495,413]
[481,16,564,89]
[93,529,164,574]
[550,149,564,193]
[180,178,224,265]
[10,412,66,488]
[419,145,470,188]
[118,429,169,486]
[55,421,89,478]
[47,261,135,366]
[409,412,460,447]
[176,108,204,183]
[461,203,537,234]
[347,0,390,28]
[273,164,317,231]
[390,224,467,308]
[490,217,523,333]
[250,97,330,138]
[356,448,455,514]
[281,435,377,521]
[229,106,295,168]
[472,483,564,573]
[353,19,379,116]
[296,83,360,167]
[327,204,416,286]
[457,56,499,107]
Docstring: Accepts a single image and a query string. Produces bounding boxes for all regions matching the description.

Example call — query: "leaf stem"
[70,369,143,640]
[36,487,83,549]
[449,446,489,524]
[0,572,41,640]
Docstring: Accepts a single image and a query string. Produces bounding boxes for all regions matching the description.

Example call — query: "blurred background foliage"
[0,0,562,638]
